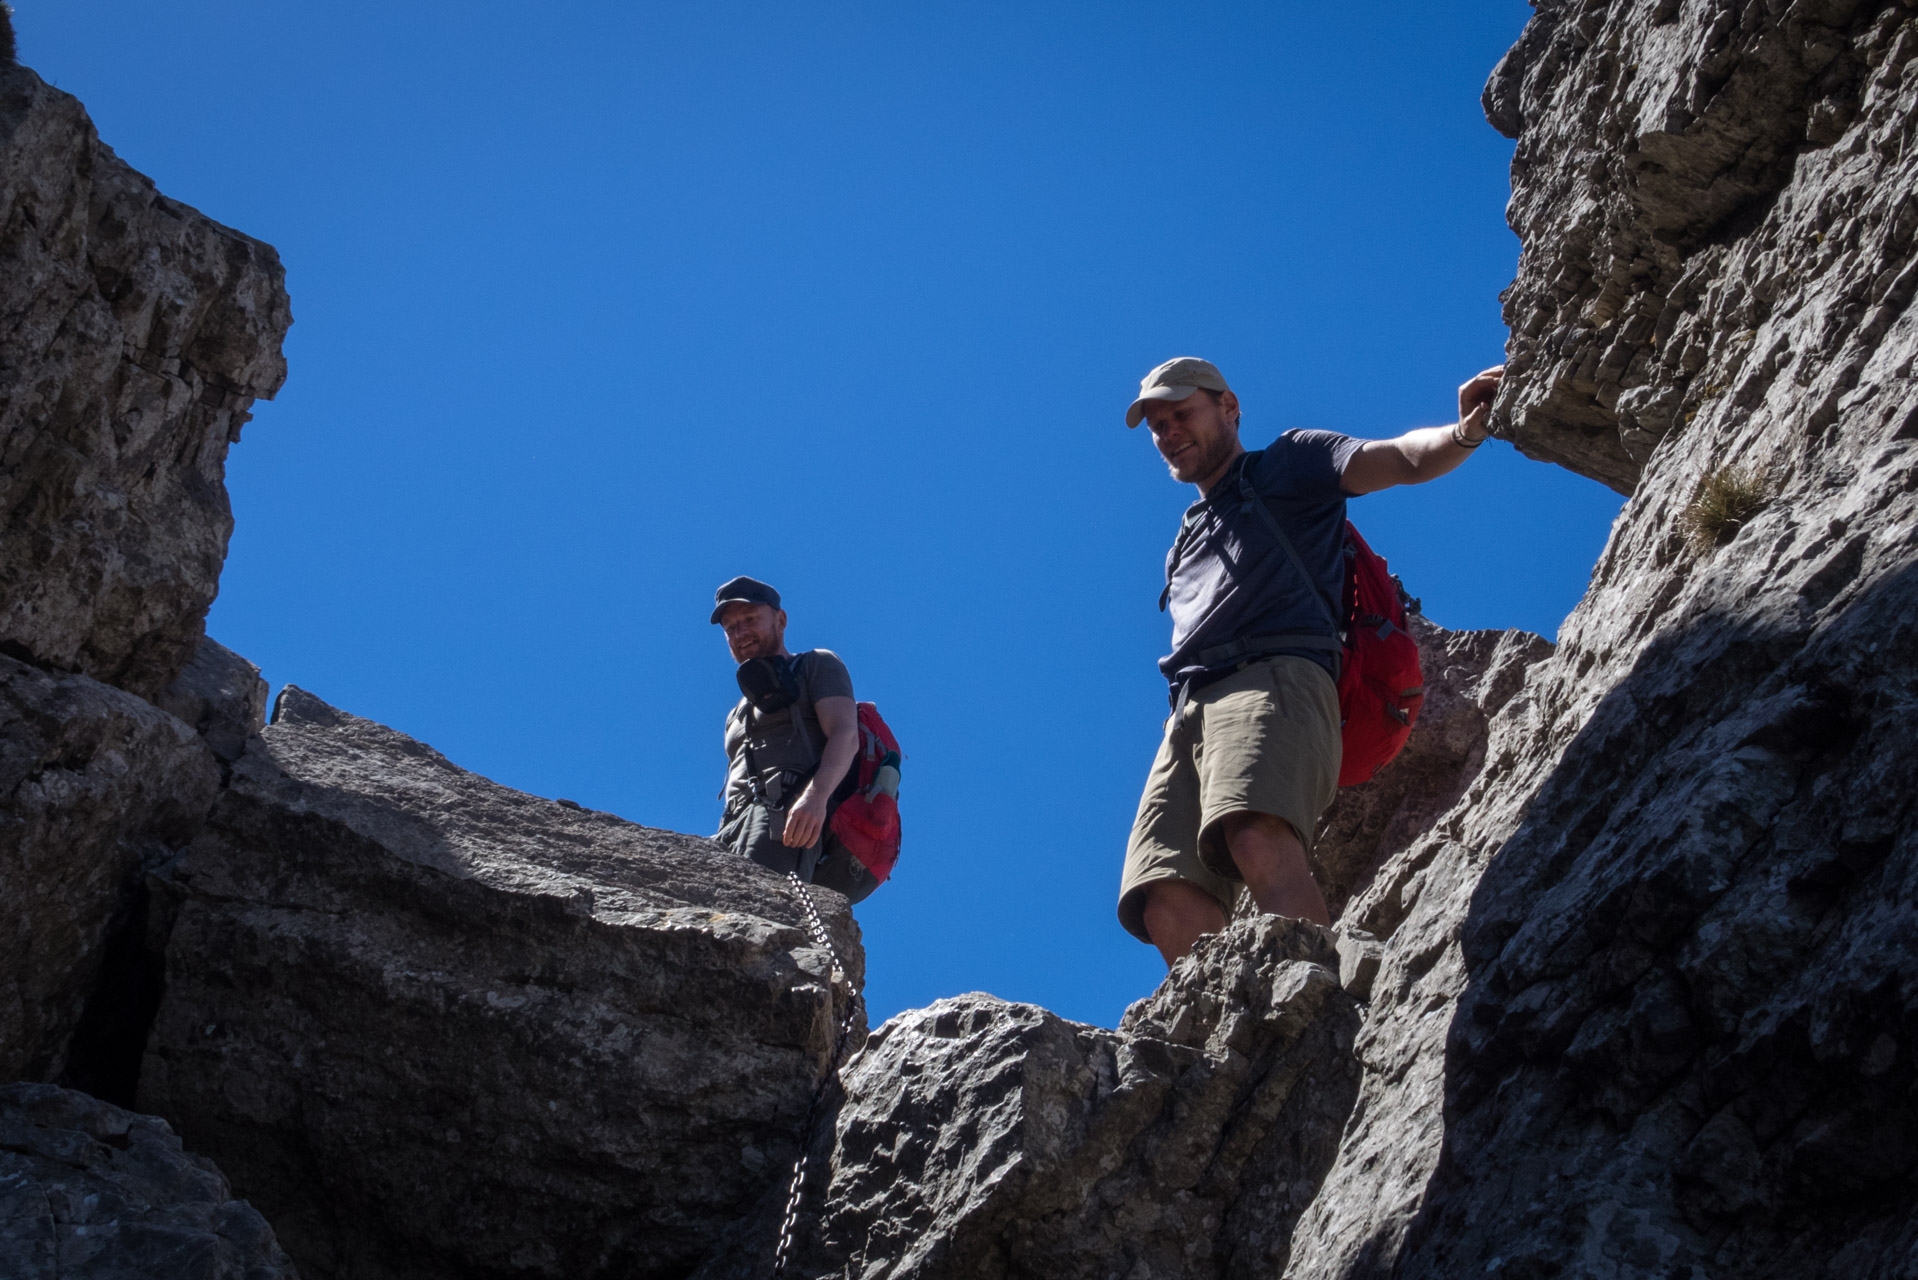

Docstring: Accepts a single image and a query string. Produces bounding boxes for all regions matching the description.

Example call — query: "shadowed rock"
[0,64,290,698]
[0,1082,298,1280]
[153,637,269,765]
[1309,615,1554,922]
[1286,4,1918,1276]
[137,686,863,1280]
[0,655,220,1083]
[719,918,1360,1280]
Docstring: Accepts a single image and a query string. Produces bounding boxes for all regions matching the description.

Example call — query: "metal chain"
[772,870,866,1277]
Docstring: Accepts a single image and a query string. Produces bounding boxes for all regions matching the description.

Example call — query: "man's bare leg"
[1222,811,1331,926]
[1141,879,1230,967]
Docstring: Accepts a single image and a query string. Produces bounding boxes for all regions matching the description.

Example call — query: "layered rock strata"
[0,63,290,698]
[0,1081,298,1280]
[136,687,863,1280]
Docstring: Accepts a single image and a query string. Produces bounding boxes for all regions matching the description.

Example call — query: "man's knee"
[1141,877,1229,943]
[1221,809,1301,849]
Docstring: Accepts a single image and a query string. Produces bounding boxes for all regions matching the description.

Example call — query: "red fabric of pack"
[829,702,903,883]
[1335,521,1425,786]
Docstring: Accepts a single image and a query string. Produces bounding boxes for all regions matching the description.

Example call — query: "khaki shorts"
[1117,655,1341,943]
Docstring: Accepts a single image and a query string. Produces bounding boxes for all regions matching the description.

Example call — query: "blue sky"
[22,1,1619,1027]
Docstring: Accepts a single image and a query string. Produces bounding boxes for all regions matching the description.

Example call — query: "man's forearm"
[809,730,860,800]
[1395,421,1482,483]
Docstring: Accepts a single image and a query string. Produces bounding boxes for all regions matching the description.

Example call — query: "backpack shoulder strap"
[1235,451,1342,633]
[1159,509,1203,612]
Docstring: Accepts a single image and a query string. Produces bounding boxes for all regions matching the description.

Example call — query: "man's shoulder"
[796,649,855,697]
[1256,429,1365,490]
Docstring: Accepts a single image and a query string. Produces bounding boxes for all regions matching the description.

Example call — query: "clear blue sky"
[22,1,1618,1028]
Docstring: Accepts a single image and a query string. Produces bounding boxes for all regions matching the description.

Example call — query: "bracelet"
[1451,423,1486,449]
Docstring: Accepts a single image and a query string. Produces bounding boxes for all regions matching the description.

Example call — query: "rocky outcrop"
[743,918,1357,1280]
[152,637,269,765]
[0,655,220,1084]
[0,1082,298,1280]
[1308,616,1554,920]
[135,686,862,1280]
[0,64,290,698]
[1284,3,1918,1276]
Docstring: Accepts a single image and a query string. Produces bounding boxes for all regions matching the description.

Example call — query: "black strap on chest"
[1158,450,1344,637]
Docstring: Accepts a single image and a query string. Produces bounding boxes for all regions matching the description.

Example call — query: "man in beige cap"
[1119,356,1503,965]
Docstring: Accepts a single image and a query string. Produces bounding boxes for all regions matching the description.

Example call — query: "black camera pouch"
[736,655,802,714]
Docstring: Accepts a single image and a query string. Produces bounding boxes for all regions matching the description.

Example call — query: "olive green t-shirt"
[721,649,854,812]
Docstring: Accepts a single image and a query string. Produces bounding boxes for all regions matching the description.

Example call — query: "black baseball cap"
[710,575,781,624]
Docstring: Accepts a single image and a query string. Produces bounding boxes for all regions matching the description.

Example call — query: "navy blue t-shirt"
[1159,429,1366,686]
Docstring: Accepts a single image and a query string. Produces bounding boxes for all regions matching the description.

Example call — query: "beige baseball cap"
[1125,356,1230,428]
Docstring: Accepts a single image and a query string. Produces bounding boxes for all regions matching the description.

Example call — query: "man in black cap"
[710,576,876,900]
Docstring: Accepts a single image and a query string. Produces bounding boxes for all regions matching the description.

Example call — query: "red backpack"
[1166,456,1425,787]
[828,702,904,884]
[1329,522,1424,785]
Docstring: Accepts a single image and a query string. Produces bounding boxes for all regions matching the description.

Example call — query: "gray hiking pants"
[717,800,880,904]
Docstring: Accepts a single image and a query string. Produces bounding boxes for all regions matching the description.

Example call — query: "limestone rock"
[0,64,290,698]
[759,918,1359,1280]
[0,654,220,1084]
[0,1082,297,1280]
[1309,615,1554,919]
[1287,3,1918,1276]
[152,636,269,764]
[137,686,863,1280]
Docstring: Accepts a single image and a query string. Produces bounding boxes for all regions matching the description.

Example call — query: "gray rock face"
[766,918,1359,1280]
[0,654,220,1084]
[0,64,290,698]
[1286,3,1918,1276]
[152,637,269,765]
[137,686,862,1280]
[1309,616,1554,920]
[0,1082,297,1280]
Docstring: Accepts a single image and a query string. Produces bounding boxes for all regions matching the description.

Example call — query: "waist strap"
[1194,631,1341,669]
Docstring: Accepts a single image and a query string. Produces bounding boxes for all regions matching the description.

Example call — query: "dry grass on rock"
[1680,465,1771,554]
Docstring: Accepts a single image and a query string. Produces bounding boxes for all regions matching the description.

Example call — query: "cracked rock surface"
[0,1081,297,1280]
[710,918,1359,1280]
[0,655,220,1085]
[137,686,863,1280]
[1286,3,1918,1276]
[0,64,289,699]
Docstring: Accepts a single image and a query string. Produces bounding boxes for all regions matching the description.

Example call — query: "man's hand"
[1458,366,1504,442]
[781,784,829,848]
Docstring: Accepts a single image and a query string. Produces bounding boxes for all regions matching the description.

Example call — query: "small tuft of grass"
[1680,464,1770,554]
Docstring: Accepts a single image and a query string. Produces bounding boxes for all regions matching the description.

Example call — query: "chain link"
[771,871,865,1277]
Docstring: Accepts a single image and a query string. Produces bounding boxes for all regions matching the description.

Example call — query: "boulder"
[137,686,863,1280]
[152,636,269,765]
[0,654,220,1084]
[0,64,290,698]
[0,1081,297,1280]
[731,918,1359,1280]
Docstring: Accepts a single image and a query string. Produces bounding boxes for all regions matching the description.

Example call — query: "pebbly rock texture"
[1307,615,1555,920]
[769,918,1359,1280]
[1285,2,1918,1277]
[136,686,863,1280]
[0,654,220,1085]
[0,63,290,699]
[0,1081,298,1280]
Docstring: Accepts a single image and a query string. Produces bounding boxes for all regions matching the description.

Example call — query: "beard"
[1165,430,1238,484]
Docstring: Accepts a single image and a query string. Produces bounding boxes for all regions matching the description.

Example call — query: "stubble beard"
[1167,432,1236,486]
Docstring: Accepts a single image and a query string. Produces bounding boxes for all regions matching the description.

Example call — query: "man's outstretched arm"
[1341,366,1504,496]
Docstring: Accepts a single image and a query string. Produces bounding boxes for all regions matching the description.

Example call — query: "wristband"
[1452,423,1486,449]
